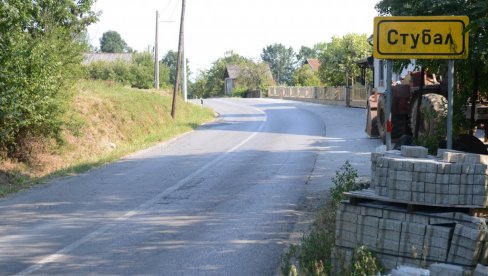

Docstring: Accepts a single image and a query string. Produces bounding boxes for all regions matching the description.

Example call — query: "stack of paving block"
[335,201,488,272]
[371,147,488,207]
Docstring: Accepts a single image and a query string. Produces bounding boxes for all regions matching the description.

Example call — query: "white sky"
[87,0,380,78]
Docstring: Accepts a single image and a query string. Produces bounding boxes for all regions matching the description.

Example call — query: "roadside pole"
[386,60,393,150]
[447,60,454,149]
[154,11,159,89]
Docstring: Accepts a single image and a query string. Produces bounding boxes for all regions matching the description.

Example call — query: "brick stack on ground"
[335,146,488,274]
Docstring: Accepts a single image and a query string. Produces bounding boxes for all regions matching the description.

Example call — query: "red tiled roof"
[305,58,320,71]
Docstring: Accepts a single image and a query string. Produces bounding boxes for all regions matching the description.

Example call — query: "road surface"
[0,98,380,275]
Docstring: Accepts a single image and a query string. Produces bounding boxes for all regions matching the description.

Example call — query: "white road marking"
[15,99,267,276]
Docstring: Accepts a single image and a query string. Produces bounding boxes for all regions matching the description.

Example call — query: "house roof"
[305,58,320,71]
[224,64,242,79]
[83,53,133,65]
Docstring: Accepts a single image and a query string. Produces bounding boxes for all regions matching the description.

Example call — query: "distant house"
[82,53,133,65]
[305,58,320,71]
[223,64,274,96]
[223,65,241,95]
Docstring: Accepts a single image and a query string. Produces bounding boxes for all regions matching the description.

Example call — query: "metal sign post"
[447,60,454,149]
[386,60,393,150]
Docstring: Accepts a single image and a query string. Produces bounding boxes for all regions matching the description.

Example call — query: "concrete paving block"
[426,173,437,183]
[437,173,451,184]
[474,263,488,276]
[438,162,450,174]
[383,210,407,221]
[397,180,412,191]
[406,214,430,225]
[414,162,427,172]
[358,215,380,228]
[472,184,486,194]
[448,195,459,205]
[443,151,465,163]
[401,146,428,158]
[338,211,358,223]
[425,162,439,173]
[411,192,425,203]
[474,174,487,185]
[473,195,488,206]
[371,152,384,162]
[380,218,403,230]
[412,182,425,192]
[463,164,476,174]
[336,221,357,234]
[453,213,487,227]
[449,184,460,195]
[430,263,464,276]
[436,195,451,205]
[460,183,473,195]
[357,225,379,238]
[424,193,436,204]
[397,190,412,201]
[475,164,488,175]
[430,215,454,225]
[450,163,463,174]
[425,183,436,193]
[380,230,402,243]
[360,206,383,218]
[449,174,461,185]
[397,171,414,182]
[457,225,487,242]
[464,153,488,165]
[424,246,449,262]
[377,254,399,271]
[436,183,450,194]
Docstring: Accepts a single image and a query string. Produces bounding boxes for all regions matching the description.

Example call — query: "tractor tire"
[377,95,408,143]
[411,93,447,138]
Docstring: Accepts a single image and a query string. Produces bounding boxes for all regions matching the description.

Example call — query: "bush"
[84,52,170,89]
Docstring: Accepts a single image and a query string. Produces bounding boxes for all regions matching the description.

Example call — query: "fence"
[267,85,370,108]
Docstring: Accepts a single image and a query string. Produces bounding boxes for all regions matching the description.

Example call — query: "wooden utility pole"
[171,0,185,118]
[154,11,159,89]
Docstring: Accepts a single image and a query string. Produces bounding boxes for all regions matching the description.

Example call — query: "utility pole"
[182,37,187,102]
[171,0,185,118]
[154,11,159,89]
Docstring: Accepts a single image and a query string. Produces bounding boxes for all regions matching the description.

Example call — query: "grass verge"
[0,80,215,196]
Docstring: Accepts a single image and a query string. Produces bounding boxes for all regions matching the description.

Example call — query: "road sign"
[374,16,469,59]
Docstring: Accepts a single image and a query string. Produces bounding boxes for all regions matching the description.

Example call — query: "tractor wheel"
[411,93,447,138]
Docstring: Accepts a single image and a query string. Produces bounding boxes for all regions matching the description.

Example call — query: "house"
[82,52,133,65]
[223,64,274,96]
[223,64,241,95]
[305,58,320,71]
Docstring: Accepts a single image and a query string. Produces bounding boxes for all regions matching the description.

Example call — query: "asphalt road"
[0,98,380,275]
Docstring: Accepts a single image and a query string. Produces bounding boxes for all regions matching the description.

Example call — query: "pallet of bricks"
[335,146,488,274]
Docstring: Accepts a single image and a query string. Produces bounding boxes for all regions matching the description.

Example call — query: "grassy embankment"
[0,80,215,196]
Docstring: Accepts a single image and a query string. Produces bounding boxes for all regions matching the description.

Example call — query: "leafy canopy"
[0,0,98,160]
[100,30,128,53]
[261,43,296,85]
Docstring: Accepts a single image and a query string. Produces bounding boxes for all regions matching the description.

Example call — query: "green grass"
[0,80,215,196]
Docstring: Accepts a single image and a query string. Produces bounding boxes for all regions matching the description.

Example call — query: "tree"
[237,63,275,92]
[162,50,190,86]
[318,34,372,86]
[292,65,322,86]
[0,0,97,159]
[261,43,296,85]
[100,30,128,53]
[375,0,488,132]
[296,43,327,66]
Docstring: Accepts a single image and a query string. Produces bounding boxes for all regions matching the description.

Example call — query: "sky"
[87,0,380,78]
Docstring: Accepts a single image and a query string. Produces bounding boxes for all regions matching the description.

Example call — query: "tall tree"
[261,43,296,85]
[318,33,372,86]
[0,0,98,159]
[100,30,128,53]
[162,50,190,86]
